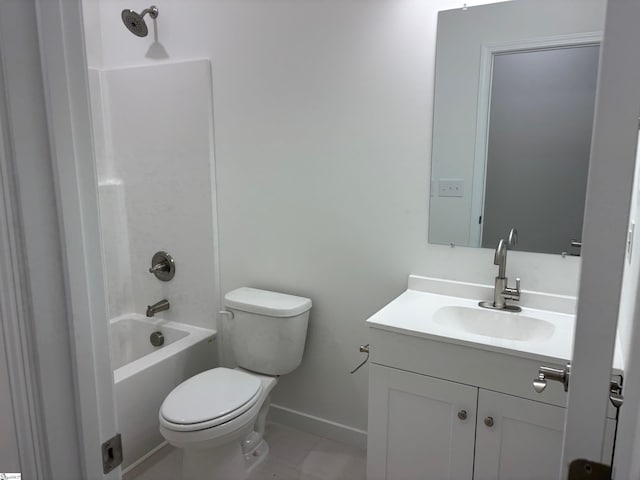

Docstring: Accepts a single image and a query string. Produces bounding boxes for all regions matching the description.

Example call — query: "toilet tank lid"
[224,287,312,317]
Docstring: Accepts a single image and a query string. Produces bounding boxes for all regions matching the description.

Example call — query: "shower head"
[121,6,158,37]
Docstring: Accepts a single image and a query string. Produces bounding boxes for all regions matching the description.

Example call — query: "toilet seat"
[160,368,262,432]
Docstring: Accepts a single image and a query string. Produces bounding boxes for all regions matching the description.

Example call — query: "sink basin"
[433,306,555,342]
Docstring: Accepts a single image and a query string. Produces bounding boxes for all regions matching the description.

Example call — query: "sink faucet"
[146,299,170,317]
[479,228,522,312]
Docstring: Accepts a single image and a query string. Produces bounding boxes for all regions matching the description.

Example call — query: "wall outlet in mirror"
[438,179,464,198]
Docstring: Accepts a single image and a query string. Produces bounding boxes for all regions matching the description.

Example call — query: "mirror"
[428,0,606,255]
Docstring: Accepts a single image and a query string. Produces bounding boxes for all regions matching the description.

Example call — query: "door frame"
[470,32,602,248]
[560,0,640,477]
[34,0,120,478]
[613,233,640,478]
[0,0,102,477]
[0,40,48,480]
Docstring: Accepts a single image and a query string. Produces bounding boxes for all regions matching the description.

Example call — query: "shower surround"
[89,59,220,327]
[88,59,221,468]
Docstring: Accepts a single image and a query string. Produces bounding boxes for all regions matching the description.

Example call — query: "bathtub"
[109,314,217,471]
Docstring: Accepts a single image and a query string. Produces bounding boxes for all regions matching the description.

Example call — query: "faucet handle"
[503,277,521,302]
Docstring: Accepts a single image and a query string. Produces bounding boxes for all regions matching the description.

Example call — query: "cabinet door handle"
[457,410,468,421]
[484,416,494,427]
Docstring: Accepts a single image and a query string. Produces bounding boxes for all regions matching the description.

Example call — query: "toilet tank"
[224,287,312,376]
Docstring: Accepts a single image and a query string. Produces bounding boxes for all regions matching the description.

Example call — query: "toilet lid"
[160,368,262,425]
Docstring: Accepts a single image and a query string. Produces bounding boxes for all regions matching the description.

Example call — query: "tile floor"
[123,422,366,480]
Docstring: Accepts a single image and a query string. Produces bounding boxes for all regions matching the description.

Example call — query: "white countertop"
[366,275,624,373]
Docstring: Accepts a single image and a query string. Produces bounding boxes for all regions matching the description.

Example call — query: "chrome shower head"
[121,6,158,37]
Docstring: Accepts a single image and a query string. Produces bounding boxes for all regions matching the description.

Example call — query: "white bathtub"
[109,314,217,471]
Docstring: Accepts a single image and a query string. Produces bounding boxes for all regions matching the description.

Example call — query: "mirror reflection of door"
[481,44,600,254]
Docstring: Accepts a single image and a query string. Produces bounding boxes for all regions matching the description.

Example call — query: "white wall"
[89,61,220,329]
[83,0,582,434]
[429,0,606,247]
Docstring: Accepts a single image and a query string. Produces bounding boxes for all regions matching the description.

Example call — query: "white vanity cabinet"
[365,277,621,480]
[473,389,566,480]
[367,364,568,480]
[366,330,618,480]
[367,364,477,480]
[474,389,617,480]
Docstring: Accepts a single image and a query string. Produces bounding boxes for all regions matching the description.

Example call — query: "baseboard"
[121,440,168,475]
[268,403,367,450]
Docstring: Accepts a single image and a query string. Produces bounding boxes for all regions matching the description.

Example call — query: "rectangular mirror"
[428,0,606,255]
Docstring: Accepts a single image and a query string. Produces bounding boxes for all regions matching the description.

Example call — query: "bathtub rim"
[111,313,216,383]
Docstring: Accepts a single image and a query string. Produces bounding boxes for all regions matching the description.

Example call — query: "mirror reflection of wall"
[428,0,606,255]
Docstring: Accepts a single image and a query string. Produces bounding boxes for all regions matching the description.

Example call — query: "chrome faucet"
[146,299,170,317]
[479,228,521,312]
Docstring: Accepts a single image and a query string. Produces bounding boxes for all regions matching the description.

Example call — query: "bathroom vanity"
[366,276,621,480]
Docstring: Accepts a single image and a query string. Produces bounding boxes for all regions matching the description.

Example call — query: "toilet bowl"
[159,288,311,480]
[160,367,277,479]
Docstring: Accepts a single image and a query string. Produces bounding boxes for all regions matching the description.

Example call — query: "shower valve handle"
[149,251,175,281]
[149,261,169,273]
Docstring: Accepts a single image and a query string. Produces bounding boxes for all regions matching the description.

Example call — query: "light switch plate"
[438,179,464,197]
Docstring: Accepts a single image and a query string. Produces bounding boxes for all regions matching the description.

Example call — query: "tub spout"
[146,299,170,317]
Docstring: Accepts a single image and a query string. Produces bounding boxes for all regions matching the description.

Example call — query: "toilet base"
[244,438,269,475]
[180,434,269,480]
[182,441,248,480]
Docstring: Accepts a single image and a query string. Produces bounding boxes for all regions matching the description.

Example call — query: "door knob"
[610,391,624,408]
[532,363,571,393]
[484,416,494,427]
[610,377,624,408]
[533,377,547,393]
[457,410,468,421]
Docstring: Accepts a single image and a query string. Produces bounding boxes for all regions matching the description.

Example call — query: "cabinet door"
[367,364,477,480]
[474,389,566,480]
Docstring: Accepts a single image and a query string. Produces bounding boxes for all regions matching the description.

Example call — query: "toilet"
[158,287,312,480]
